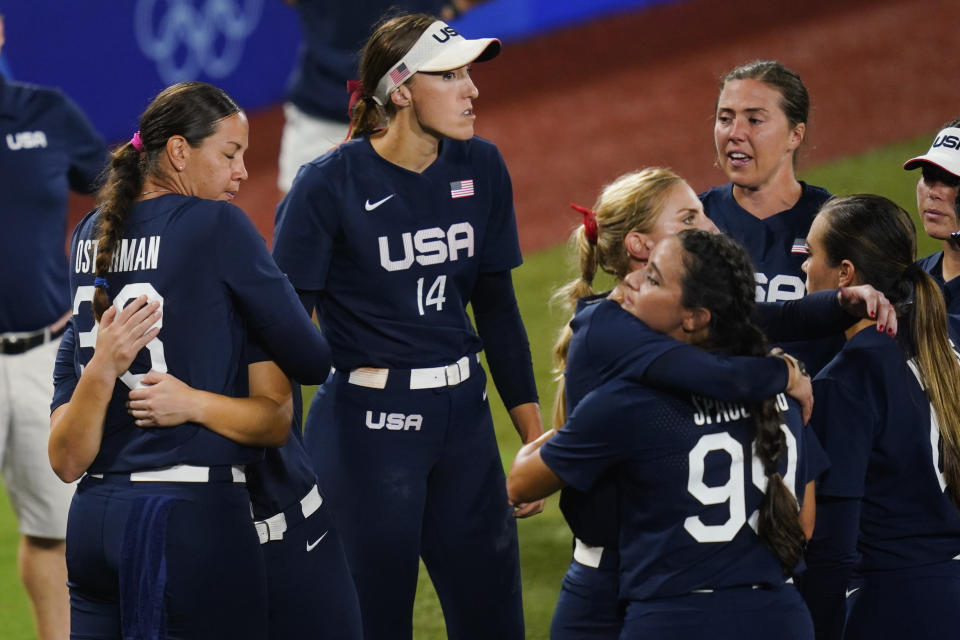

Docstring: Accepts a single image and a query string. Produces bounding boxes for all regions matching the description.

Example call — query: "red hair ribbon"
[345,80,367,142]
[570,203,598,245]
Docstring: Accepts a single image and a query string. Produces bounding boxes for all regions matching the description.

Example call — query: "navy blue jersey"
[0,77,107,331]
[700,182,838,374]
[917,252,960,315]
[810,328,960,572]
[242,340,319,518]
[700,182,831,303]
[561,296,792,547]
[542,381,824,600]
[286,0,448,122]
[51,195,328,473]
[273,136,521,369]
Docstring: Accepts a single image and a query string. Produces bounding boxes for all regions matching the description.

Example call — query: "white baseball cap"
[373,20,500,106]
[904,126,960,177]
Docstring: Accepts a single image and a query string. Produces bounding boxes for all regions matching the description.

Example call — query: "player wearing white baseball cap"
[904,119,960,313]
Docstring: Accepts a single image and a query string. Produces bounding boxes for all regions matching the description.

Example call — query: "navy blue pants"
[304,367,523,640]
[844,562,960,640]
[621,585,814,640]
[551,557,622,640]
[66,474,267,640]
[260,498,362,639]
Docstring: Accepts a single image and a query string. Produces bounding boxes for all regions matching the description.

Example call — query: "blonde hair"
[551,167,685,426]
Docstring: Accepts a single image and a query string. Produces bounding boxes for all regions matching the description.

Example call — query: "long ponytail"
[909,269,960,509]
[819,194,960,511]
[678,230,805,573]
[551,168,685,427]
[90,81,240,321]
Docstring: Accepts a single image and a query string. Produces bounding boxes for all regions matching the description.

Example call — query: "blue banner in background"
[1,0,300,142]
[0,0,674,143]
[455,0,676,42]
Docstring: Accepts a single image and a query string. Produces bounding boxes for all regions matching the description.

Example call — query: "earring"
[178,165,183,171]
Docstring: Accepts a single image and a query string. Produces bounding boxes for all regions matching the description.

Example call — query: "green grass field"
[0,133,942,639]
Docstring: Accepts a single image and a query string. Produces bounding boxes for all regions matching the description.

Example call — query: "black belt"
[0,324,67,355]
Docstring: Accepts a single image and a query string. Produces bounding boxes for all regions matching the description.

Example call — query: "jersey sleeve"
[51,322,79,413]
[216,205,331,384]
[580,301,789,401]
[59,92,108,194]
[800,425,830,487]
[478,145,522,273]
[541,386,635,492]
[809,375,873,498]
[272,163,340,291]
[754,289,848,341]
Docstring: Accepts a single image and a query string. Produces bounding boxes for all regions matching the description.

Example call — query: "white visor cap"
[904,127,960,177]
[373,20,500,106]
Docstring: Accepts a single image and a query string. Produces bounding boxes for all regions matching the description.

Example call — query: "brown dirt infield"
[68,0,960,254]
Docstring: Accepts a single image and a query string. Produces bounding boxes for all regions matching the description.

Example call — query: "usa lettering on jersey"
[754,272,805,302]
[74,236,161,274]
[378,222,474,272]
[365,411,423,431]
[6,131,47,150]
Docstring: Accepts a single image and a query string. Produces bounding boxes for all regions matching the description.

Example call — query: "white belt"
[254,485,323,544]
[347,355,472,390]
[88,464,246,483]
[573,537,605,569]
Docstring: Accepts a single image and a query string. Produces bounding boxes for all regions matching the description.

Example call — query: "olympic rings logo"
[134,0,264,83]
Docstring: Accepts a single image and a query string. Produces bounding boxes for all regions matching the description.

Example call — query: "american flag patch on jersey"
[450,179,475,199]
[389,63,410,85]
[791,237,809,255]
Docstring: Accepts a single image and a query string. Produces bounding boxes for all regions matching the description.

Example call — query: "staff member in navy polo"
[903,118,960,314]
[0,13,108,639]
[273,13,542,640]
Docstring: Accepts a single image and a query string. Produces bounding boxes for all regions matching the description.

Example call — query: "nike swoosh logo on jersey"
[845,587,861,598]
[365,194,395,211]
[306,531,328,552]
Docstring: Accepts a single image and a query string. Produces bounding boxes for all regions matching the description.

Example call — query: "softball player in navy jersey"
[800,195,960,640]
[549,168,893,639]
[48,82,332,639]
[272,14,541,639]
[115,137,363,636]
[701,60,839,374]
[511,230,827,640]
[0,14,108,636]
[903,119,960,314]
[123,342,363,640]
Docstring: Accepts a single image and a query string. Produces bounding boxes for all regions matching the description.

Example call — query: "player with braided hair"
[510,229,821,639]
[904,117,960,313]
[800,195,960,640]
[548,168,895,639]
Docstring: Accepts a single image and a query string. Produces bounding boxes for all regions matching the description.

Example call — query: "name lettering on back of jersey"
[692,393,789,426]
[74,236,161,274]
[754,272,804,302]
[365,411,423,431]
[378,222,474,272]
[6,131,47,150]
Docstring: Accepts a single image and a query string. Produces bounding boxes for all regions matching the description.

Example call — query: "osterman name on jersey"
[692,393,789,426]
[74,236,161,274]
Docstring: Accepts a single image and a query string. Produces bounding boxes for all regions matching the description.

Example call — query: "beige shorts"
[277,102,350,193]
[0,338,76,539]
